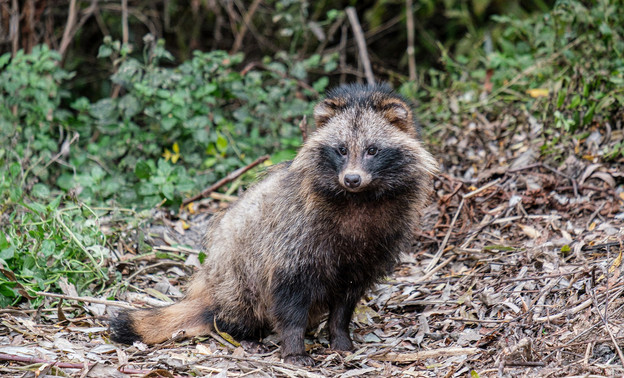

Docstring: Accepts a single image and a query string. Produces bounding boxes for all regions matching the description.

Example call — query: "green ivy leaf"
[216,134,228,152]
[0,247,15,261]
[31,184,50,199]
[40,240,56,257]
[162,183,175,200]
[97,45,113,58]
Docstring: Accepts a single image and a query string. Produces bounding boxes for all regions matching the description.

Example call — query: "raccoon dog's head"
[297,83,437,202]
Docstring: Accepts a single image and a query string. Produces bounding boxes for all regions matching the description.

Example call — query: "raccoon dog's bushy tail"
[109,275,213,344]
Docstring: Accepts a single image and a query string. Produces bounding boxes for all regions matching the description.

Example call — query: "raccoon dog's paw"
[330,336,354,351]
[284,354,315,366]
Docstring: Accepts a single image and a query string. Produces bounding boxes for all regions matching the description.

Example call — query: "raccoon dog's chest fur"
[109,83,438,366]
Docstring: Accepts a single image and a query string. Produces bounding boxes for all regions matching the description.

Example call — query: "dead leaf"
[53,337,79,353]
[142,369,175,378]
[213,318,240,347]
[359,332,382,343]
[352,304,379,325]
[58,277,79,297]
[144,288,174,303]
[57,299,67,322]
[526,88,549,98]
[589,171,616,187]
[457,329,482,346]
[413,314,430,346]
[195,344,212,355]
[609,251,623,274]
[338,367,379,378]
[457,287,473,305]
[232,346,245,357]
[173,221,186,235]
[0,346,57,359]
[579,163,602,185]
[86,364,127,378]
[116,347,128,366]
[519,224,541,239]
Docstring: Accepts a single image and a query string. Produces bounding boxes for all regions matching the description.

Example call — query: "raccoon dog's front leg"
[328,290,360,351]
[271,274,315,366]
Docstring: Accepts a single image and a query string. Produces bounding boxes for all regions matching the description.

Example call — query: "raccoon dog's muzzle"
[339,169,372,192]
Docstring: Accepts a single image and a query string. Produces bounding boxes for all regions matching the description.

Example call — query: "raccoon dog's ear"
[314,98,345,128]
[379,99,416,136]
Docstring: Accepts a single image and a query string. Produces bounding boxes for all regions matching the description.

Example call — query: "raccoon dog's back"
[109,83,438,365]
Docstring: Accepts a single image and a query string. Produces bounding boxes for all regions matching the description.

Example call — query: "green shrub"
[489,0,624,132]
[412,0,624,160]
[2,38,330,210]
[0,37,332,304]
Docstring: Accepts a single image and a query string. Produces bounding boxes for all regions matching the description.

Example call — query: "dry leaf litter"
[1,112,623,377]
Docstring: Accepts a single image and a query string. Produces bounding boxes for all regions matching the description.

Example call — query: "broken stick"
[346,7,375,85]
[182,154,270,206]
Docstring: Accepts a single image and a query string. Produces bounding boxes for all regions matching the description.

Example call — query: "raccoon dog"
[109,83,438,365]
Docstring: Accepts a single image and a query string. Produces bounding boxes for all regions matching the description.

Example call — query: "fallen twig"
[504,361,545,367]
[531,286,624,324]
[425,197,463,272]
[501,270,589,284]
[373,347,479,362]
[44,132,79,169]
[533,297,592,323]
[0,353,186,377]
[426,179,501,272]
[195,353,323,378]
[182,154,269,206]
[542,300,624,362]
[35,291,135,310]
[153,245,202,255]
[125,261,190,282]
[589,279,624,367]
[507,162,579,196]
[414,255,454,283]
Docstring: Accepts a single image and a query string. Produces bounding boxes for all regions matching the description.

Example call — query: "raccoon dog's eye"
[366,146,379,156]
[338,146,348,156]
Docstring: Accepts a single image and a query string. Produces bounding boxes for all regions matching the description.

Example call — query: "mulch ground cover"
[1,114,623,377]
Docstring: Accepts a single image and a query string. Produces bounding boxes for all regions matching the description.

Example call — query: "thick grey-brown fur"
[109,83,438,366]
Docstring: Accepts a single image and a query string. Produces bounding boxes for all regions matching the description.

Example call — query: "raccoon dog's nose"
[344,174,361,188]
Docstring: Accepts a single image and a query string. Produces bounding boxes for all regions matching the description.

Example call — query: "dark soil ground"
[1,115,623,377]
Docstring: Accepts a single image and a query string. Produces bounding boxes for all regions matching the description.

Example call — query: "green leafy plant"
[0,34,335,305]
[65,37,330,207]
[414,0,624,160]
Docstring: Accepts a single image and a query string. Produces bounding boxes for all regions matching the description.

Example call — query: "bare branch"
[59,0,78,57]
[182,154,270,206]
[406,0,417,81]
[229,0,261,54]
[345,7,374,85]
